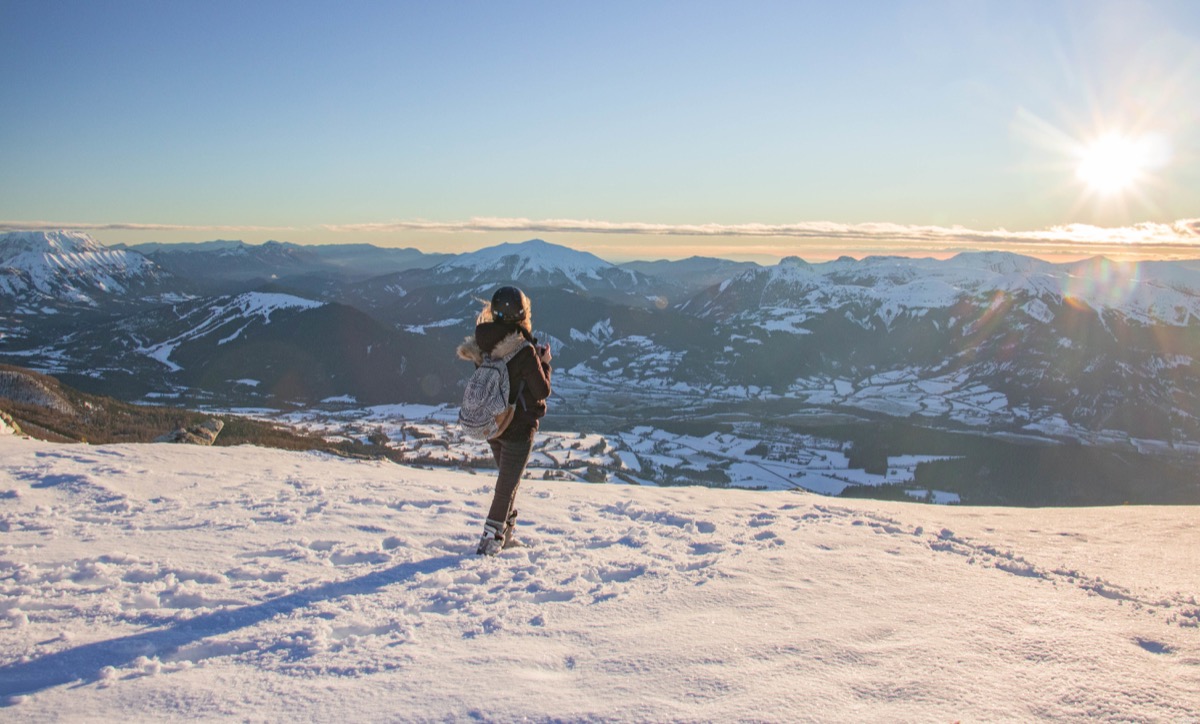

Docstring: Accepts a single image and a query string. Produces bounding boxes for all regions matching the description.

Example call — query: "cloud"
[323,217,1200,251]
[0,221,298,234]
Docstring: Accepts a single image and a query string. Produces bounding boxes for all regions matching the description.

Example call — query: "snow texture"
[1,436,1197,721]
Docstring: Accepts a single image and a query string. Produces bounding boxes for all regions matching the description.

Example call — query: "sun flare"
[1074,133,1164,196]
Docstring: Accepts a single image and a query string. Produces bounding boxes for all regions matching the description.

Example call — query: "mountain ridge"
[5,230,1200,456]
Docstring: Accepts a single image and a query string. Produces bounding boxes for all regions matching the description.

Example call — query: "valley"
[246,396,1199,507]
[3,230,1199,506]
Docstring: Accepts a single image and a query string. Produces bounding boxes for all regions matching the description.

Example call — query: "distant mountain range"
[4,229,1200,452]
[115,239,452,289]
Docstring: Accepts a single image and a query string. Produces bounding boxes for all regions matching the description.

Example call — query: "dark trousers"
[486,436,533,524]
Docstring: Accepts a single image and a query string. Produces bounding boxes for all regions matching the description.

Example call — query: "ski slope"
[1,436,1197,721]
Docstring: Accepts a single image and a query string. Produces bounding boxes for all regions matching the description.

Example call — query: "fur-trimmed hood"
[456,323,529,365]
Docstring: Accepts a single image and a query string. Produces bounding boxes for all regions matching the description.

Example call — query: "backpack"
[458,343,529,440]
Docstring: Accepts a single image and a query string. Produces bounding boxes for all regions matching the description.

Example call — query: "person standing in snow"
[456,286,553,556]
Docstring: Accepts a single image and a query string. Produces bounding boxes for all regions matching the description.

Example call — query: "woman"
[456,286,552,556]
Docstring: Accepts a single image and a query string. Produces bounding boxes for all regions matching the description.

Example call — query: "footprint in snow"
[1135,638,1176,655]
[748,513,777,528]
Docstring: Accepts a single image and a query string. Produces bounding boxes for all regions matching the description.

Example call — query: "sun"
[1074,133,1159,195]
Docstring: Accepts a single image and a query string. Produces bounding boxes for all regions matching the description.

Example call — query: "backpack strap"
[513,378,527,410]
[502,342,531,408]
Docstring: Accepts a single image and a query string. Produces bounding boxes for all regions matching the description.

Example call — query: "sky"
[1,0,1198,262]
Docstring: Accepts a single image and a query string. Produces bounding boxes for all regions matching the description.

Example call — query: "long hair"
[475,291,533,333]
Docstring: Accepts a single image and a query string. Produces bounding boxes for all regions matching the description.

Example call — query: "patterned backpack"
[458,343,529,440]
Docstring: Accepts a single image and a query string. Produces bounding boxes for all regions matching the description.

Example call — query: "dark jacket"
[456,322,552,441]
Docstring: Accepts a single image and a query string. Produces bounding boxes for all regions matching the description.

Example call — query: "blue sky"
[2,0,1198,261]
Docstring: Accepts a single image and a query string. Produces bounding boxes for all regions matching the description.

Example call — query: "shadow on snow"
[0,554,460,702]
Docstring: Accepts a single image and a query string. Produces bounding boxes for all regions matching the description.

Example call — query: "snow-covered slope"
[0,230,165,309]
[440,238,614,278]
[701,252,1200,327]
[660,252,1200,443]
[0,437,1196,720]
[429,238,651,293]
[26,291,439,405]
[133,292,325,372]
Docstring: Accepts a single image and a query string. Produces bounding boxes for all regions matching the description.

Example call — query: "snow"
[903,489,961,504]
[788,370,1026,429]
[403,318,461,335]
[724,252,1200,328]
[1,435,1197,720]
[1023,297,1055,323]
[0,230,107,258]
[436,239,614,286]
[755,310,814,334]
[569,318,613,345]
[138,292,324,370]
[0,231,159,306]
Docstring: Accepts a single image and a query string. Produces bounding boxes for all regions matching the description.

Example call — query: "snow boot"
[502,509,524,549]
[476,519,506,556]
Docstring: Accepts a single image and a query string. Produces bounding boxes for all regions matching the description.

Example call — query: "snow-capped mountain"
[329,239,679,332]
[692,251,1200,328]
[659,252,1200,443]
[423,239,659,295]
[0,230,167,310]
[6,231,1200,454]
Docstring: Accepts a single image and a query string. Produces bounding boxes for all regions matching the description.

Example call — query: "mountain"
[40,291,449,405]
[417,239,661,297]
[127,240,323,285]
[619,255,760,297]
[123,240,451,289]
[306,243,451,272]
[6,230,1200,462]
[437,238,624,283]
[330,239,686,341]
[671,252,1200,443]
[0,230,168,311]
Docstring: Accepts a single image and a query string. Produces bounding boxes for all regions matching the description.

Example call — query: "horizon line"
[3,217,1200,264]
